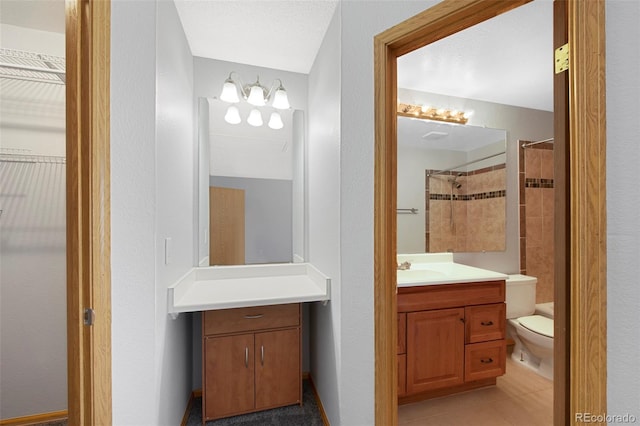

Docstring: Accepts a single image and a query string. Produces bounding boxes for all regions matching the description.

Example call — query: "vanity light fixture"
[398,103,470,124]
[268,112,284,130]
[220,71,290,129]
[224,105,241,124]
[247,109,263,127]
[220,71,290,110]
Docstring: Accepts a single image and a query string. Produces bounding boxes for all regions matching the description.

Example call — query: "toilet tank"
[505,274,537,319]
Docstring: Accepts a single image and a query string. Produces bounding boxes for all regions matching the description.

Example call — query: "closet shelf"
[0,48,65,85]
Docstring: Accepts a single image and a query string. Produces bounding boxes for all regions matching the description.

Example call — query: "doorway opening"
[374,0,607,424]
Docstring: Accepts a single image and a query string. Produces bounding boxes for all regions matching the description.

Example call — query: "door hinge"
[555,43,569,74]
[84,308,95,326]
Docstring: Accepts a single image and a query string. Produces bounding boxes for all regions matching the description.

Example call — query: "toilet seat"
[518,315,554,338]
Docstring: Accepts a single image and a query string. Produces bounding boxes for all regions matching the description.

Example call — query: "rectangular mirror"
[397,116,507,253]
[197,98,305,266]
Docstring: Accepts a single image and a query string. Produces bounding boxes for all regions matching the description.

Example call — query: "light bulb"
[268,112,284,130]
[224,106,241,124]
[220,80,239,103]
[247,85,266,106]
[272,87,290,110]
[247,109,263,127]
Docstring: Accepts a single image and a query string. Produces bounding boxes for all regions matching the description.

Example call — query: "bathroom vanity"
[202,303,302,421]
[167,263,330,422]
[396,254,508,403]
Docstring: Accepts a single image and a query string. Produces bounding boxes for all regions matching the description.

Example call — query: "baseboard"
[307,375,330,426]
[0,410,68,426]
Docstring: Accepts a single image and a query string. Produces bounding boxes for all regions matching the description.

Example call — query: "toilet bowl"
[506,274,554,380]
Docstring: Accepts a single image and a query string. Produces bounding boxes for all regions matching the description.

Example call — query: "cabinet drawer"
[204,304,300,336]
[398,281,505,312]
[465,303,505,343]
[464,340,506,382]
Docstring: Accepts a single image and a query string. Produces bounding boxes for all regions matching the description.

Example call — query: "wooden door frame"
[373,1,607,425]
[66,0,112,424]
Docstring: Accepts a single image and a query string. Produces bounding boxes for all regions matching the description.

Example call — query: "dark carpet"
[185,379,324,426]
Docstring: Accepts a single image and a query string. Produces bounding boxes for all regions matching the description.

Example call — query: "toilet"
[505,274,554,380]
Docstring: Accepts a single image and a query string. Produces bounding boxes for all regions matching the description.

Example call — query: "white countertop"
[396,253,507,287]
[168,263,331,317]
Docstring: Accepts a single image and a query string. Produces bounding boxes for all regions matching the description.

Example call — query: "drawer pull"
[261,345,264,366]
[480,358,494,364]
[245,347,249,368]
[481,321,494,326]
[244,314,264,319]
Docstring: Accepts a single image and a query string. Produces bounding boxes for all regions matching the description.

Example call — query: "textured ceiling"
[174,0,339,74]
[398,0,553,111]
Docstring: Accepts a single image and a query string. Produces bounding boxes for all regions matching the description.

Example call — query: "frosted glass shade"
[247,85,266,106]
[268,112,284,130]
[220,81,239,103]
[247,109,263,127]
[272,88,290,110]
[224,106,241,124]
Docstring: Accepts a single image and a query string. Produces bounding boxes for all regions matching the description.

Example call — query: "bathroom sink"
[396,253,508,287]
[397,268,445,282]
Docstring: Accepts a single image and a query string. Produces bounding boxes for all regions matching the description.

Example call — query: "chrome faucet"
[397,261,411,270]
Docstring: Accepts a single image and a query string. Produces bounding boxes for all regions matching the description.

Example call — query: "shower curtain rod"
[427,151,506,176]
[520,138,554,148]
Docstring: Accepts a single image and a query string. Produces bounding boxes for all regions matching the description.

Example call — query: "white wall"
[310,2,451,424]
[307,4,342,424]
[111,1,194,424]
[0,24,67,420]
[606,0,640,421]
[155,1,195,423]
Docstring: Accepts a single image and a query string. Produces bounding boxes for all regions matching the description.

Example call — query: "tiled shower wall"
[426,165,506,253]
[519,142,554,303]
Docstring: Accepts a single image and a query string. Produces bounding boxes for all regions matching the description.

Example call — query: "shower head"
[448,176,462,189]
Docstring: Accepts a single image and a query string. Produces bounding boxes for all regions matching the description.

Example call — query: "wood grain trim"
[553,1,570,423]
[0,411,68,426]
[66,0,112,424]
[568,0,607,422]
[374,19,398,426]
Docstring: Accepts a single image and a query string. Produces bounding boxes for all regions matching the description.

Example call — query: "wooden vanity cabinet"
[202,304,301,422]
[397,281,506,403]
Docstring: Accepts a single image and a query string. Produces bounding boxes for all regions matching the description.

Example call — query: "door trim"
[373,0,607,424]
[66,0,112,424]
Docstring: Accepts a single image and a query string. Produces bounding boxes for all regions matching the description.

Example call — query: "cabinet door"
[204,334,254,420]
[398,354,407,396]
[407,308,465,394]
[255,328,301,410]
